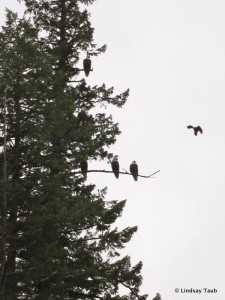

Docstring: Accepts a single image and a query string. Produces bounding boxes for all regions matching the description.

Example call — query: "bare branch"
[72,169,160,179]
[68,79,83,83]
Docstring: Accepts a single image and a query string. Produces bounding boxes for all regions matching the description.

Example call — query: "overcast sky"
[1,1,225,299]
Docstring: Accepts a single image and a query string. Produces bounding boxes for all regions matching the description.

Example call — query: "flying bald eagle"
[130,161,138,181]
[187,125,203,136]
[78,110,88,127]
[111,155,119,179]
[80,160,88,179]
[83,58,92,77]
[152,293,161,300]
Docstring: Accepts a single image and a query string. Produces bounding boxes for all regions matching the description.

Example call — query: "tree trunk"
[0,91,7,300]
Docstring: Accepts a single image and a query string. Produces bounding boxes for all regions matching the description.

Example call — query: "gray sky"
[1,1,225,299]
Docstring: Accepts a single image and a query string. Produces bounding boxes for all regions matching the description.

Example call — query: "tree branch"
[68,79,83,83]
[72,169,160,179]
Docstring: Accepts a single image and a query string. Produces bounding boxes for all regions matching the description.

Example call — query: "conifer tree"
[0,1,148,299]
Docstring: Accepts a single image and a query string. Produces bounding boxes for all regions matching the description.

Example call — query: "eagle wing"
[130,163,138,181]
[111,161,119,178]
[197,126,203,134]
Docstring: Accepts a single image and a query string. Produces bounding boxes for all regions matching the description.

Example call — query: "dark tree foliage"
[0,1,148,299]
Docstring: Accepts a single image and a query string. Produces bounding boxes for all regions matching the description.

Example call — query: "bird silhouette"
[83,58,92,77]
[152,293,161,300]
[80,160,88,179]
[130,161,138,181]
[77,110,88,127]
[111,155,119,179]
[187,125,203,136]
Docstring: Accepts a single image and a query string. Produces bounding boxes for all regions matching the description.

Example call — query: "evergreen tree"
[0,1,148,299]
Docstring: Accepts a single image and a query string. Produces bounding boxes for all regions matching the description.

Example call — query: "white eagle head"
[132,160,137,164]
[113,155,119,161]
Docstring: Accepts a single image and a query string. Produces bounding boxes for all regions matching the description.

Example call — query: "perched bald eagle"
[83,58,92,77]
[152,293,161,300]
[80,160,88,179]
[187,125,203,136]
[111,155,119,179]
[130,161,138,181]
[78,110,88,127]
